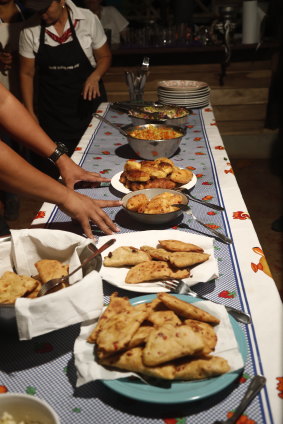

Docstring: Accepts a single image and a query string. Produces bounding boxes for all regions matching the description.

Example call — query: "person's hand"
[82,73,100,101]
[58,188,122,240]
[56,155,111,189]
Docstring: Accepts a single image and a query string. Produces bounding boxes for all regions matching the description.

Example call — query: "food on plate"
[0,271,39,304]
[143,323,206,366]
[103,246,150,267]
[125,191,184,215]
[103,239,209,285]
[169,252,210,268]
[158,292,220,324]
[119,157,193,191]
[0,259,70,303]
[89,293,230,381]
[129,105,188,120]
[96,303,148,358]
[88,293,131,343]
[125,261,190,284]
[35,259,69,284]
[100,346,176,380]
[184,319,217,354]
[158,239,204,253]
[125,193,148,212]
[128,125,183,140]
[170,167,193,184]
[174,355,230,380]
[140,246,171,261]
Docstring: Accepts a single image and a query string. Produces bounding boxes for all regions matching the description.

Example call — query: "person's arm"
[83,42,112,100]
[0,141,121,239]
[0,83,111,188]
[19,55,38,122]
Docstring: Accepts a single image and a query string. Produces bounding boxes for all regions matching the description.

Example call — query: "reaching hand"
[82,73,100,101]
[58,189,121,240]
[57,155,110,189]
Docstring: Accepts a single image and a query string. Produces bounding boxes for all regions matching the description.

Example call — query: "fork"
[176,187,224,211]
[37,238,116,297]
[172,204,232,244]
[213,375,266,424]
[162,280,252,324]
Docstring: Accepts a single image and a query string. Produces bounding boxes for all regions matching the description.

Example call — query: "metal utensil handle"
[224,305,252,324]
[92,113,128,137]
[225,375,266,424]
[194,217,232,244]
[64,238,116,281]
[190,291,251,324]
[188,196,224,211]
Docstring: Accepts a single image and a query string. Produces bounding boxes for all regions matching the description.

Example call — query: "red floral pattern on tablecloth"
[218,290,237,299]
[251,247,272,278]
[34,211,46,219]
[233,211,251,220]
[276,377,283,398]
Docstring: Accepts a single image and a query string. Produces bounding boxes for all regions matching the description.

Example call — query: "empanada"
[35,259,69,284]
[184,319,217,354]
[100,347,176,380]
[125,261,189,284]
[158,292,220,324]
[143,323,205,366]
[174,355,230,380]
[103,246,150,267]
[169,252,210,268]
[158,239,204,253]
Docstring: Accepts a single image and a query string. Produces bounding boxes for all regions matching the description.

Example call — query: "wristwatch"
[48,142,68,163]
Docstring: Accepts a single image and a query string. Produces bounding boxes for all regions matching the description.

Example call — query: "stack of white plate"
[157,80,210,108]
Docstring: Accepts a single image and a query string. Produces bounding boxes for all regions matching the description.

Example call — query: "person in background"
[19,0,111,178]
[0,82,121,239]
[0,0,33,234]
[82,0,128,46]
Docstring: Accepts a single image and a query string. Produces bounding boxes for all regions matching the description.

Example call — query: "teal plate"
[102,294,248,404]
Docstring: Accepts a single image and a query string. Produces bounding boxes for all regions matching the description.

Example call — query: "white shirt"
[100,6,128,45]
[19,0,107,68]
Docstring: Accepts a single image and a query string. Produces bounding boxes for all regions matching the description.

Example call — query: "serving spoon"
[213,375,266,424]
[37,239,116,297]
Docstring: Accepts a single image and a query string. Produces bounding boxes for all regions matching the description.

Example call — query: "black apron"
[36,9,106,152]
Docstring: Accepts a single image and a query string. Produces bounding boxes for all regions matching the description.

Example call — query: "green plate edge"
[102,294,248,404]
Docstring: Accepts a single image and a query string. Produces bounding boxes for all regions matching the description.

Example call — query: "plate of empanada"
[110,157,197,194]
[96,230,219,293]
[74,293,247,404]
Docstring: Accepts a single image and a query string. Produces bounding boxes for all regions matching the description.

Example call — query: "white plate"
[96,230,219,293]
[158,80,209,91]
[111,171,197,195]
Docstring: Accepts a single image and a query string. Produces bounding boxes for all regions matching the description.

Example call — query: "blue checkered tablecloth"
[1,104,282,424]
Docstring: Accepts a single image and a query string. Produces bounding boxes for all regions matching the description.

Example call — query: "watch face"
[57,143,69,154]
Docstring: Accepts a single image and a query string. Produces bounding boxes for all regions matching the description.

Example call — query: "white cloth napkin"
[1,229,104,340]
[74,300,244,387]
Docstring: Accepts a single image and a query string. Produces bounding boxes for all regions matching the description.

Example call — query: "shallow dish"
[122,188,188,225]
[111,170,197,195]
[129,105,190,127]
[102,294,248,404]
[97,229,218,293]
[123,123,186,160]
[0,393,60,424]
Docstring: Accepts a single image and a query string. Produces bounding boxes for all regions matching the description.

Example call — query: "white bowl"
[0,393,60,424]
[122,188,188,226]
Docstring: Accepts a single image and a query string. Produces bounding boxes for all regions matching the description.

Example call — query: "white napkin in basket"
[6,229,103,340]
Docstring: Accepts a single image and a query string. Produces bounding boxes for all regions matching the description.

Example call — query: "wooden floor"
[5,158,283,299]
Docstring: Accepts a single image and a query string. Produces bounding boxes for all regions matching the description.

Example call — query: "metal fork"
[172,204,232,244]
[162,280,252,324]
[176,187,224,211]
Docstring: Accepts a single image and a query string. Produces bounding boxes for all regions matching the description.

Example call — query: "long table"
[1,104,282,424]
